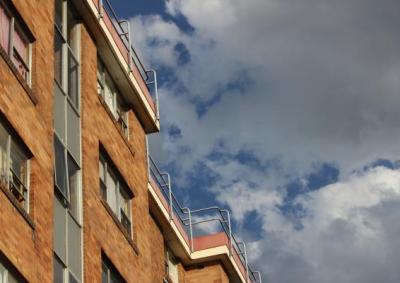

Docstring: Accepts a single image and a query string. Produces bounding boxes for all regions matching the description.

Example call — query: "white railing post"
[160,173,173,221]
[146,70,160,121]
[146,138,150,179]
[118,20,133,73]
[222,209,233,257]
[188,208,194,252]
[239,242,250,282]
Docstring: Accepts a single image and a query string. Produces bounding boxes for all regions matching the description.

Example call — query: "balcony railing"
[93,0,159,120]
[148,156,262,283]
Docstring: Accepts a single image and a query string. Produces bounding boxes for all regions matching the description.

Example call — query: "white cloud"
[129,0,400,281]
[252,167,400,283]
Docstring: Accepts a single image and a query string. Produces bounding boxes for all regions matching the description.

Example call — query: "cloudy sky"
[113,0,400,282]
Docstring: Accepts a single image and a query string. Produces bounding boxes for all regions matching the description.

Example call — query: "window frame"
[53,0,82,223]
[0,254,27,283]
[165,246,179,283]
[97,58,129,138]
[0,121,31,212]
[53,2,83,283]
[99,150,133,237]
[53,253,80,283]
[0,1,34,86]
[54,0,81,112]
[101,254,126,283]
[54,132,82,223]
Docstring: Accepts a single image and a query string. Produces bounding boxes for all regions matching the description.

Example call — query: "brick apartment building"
[0,0,262,282]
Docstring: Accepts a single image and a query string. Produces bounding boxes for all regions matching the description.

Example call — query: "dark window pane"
[10,139,28,187]
[67,4,79,50]
[67,102,80,161]
[7,274,19,283]
[54,82,66,140]
[67,154,79,218]
[101,264,108,283]
[119,187,131,236]
[101,259,124,283]
[68,215,82,279]
[54,196,67,262]
[99,157,105,182]
[67,49,79,109]
[55,0,63,31]
[0,261,25,283]
[54,256,65,283]
[54,135,67,198]
[110,273,121,283]
[69,273,78,283]
[54,29,63,86]
[0,123,8,184]
[9,139,28,209]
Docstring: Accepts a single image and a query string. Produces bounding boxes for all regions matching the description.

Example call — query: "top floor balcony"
[74,0,160,133]
[148,156,262,283]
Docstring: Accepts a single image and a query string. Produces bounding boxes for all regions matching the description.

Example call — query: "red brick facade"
[0,1,245,283]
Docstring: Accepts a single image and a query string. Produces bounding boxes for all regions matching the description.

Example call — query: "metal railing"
[148,156,262,283]
[94,0,159,119]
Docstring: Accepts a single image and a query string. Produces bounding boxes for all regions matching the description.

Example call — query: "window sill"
[0,45,38,105]
[0,182,35,230]
[98,96,136,158]
[100,198,139,255]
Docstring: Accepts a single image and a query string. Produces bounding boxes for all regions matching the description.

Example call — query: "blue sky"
[112,1,400,282]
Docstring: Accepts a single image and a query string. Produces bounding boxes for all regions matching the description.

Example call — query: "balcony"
[74,0,160,133]
[148,156,262,283]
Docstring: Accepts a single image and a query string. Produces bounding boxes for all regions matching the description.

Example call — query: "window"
[99,151,132,236]
[54,0,80,110]
[0,255,26,283]
[53,256,65,283]
[53,195,83,283]
[0,1,33,85]
[97,58,129,138]
[0,121,30,211]
[165,247,179,283]
[54,134,80,220]
[53,2,82,283]
[0,262,19,283]
[53,255,80,283]
[53,0,81,221]
[101,256,125,283]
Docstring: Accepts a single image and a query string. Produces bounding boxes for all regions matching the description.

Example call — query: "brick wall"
[80,15,166,283]
[0,0,55,282]
[185,263,230,283]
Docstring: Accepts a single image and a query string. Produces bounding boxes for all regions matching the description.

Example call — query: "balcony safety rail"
[148,155,262,283]
[94,0,159,120]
